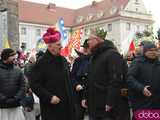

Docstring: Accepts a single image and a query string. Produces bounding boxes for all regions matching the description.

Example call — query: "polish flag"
[129,40,136,53]
[121,31,135,55]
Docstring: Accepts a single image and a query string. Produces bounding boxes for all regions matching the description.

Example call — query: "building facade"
[18,0,153,51]
[19,22,49,50]
[0,0,19,50]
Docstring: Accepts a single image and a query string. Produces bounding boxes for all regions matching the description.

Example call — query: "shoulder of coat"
[105,49,122,58]
[61,56,68,63]
[14,66,23,73]
[132,56,145,65]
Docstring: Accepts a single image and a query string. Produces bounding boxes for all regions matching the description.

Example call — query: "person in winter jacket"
[71,39,91,120]
[127,42,160,118]
[0,48,25,120]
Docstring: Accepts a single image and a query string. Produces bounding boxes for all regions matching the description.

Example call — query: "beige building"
[18,0,154,50]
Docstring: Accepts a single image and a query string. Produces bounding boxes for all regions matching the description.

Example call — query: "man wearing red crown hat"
[30,27,76,120]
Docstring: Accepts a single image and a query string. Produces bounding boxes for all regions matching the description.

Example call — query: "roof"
[18,0,129,27]
[18,0,75,27]
[73,0,129,26]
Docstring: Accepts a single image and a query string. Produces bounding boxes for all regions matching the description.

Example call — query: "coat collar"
[137,56,160,65]
[0,60,14,69]
[44,49,64,63]
[92,40,116,58]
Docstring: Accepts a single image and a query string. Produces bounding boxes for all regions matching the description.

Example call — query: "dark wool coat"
[86,41,126,119]
[127,56,160,110]
[30,50,76,120]
[71,55,90,101]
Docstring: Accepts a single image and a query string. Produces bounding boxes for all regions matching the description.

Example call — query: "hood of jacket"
[0,60,14,70]
[92,40,116,57]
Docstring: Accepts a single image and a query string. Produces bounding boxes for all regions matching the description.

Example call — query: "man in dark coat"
[82,30,130,120]
[71,39,91,120]
[30,27,75,120]
[127,42,160,114]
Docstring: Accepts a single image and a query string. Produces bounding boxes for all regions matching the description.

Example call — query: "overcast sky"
[24,0,160,30]
[24,0,103,9]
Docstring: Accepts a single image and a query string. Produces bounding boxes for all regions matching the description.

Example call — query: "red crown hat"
[43,27,61,44]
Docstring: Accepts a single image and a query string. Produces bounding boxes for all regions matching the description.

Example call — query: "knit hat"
[1,48,16,60]
[42,27,61,44]
[143,41,156,54]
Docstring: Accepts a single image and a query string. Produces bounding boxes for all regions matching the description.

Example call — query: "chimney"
[47,3,56,11]
[91,1,97,6]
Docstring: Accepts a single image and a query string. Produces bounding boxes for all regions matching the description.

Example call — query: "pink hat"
[43,27,61,44]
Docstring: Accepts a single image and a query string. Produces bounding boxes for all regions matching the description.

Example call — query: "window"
[96,11,104,18]
[21,27,27,35]
[126,23,131,31]
[86,14,94,21]
[136,25,140,31]
[76,16,84,23]
[84,28,90,35]
[108,24,112,32]
[36,29,41,36]
[135,0,139,4]
[136,8,138,12]
[145,25,149,30]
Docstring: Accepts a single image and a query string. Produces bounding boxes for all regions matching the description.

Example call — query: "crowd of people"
[0,27,160,120]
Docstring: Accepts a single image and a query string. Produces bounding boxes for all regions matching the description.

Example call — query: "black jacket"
[30,50,75,120]
[71,55,90,102]
[127,56,160,110]
[24,62,35,79]
[86,41,125,118]
[0,60,25,108]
